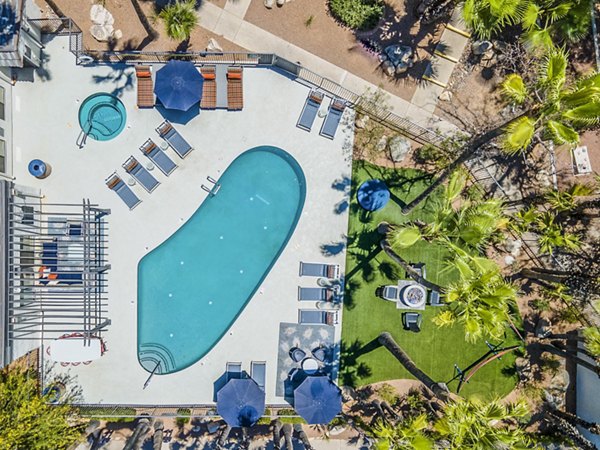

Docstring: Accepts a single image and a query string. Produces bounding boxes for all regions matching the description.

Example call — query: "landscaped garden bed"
[341,160,520,399]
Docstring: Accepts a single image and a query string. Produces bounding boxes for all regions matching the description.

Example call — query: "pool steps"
[202,175,221,196]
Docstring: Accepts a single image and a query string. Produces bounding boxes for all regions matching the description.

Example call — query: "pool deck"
[11,36,352,404]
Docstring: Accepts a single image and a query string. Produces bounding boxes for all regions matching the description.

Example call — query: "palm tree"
[159,0,198,42]
[433,397,533,448]
[544,410,597,450]
[462,0,526,40]
[378,332,450,401]
[372,414,433,450]
[282,423,293,450]
[500,48,600,154]
[402,49,600,215]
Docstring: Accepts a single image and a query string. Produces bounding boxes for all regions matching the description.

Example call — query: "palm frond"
[562,102,600,126]
[544,120,579,145]
[501,116,536,154]
[500,74,528,104]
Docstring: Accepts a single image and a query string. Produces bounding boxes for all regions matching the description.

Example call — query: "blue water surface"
[78,93,126,141]
[138,146,306,374]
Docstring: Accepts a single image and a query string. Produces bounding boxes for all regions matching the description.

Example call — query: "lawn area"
[341,160,520,399]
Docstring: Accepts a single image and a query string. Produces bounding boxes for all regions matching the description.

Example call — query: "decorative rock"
[382,60,395,77]
[264,0,275,8]
[113,29,122,40]
[395,62,409,75]
[206,38,223,52]
[276,0,284,6]
[535,317,551,338]
[504,238,523,256]
[389,135,411,162]
[472,40,493,55]
[378,53,388,63]
[90,4,114,26]
[438,90,452,102]
[504,255,516,265]
[549,370,570,393]
[90,24,111,42]
[355,115,370,129]
[376,135,388,152]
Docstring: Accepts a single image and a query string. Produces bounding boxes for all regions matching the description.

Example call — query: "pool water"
[137,147,306,374]
[78,93,127,141]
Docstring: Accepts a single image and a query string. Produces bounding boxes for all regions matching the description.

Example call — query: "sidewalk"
[197,1,460,137]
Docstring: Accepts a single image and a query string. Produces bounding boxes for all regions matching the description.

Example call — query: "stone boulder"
[90,24,112,42]
[264,0,275,8]
[206,38,223,52]
[472,40,493,56]
[90,4,116,42]
[389,135,411,162]
[355,115,370,129]
[90,4,114,26]
[381,60,395,77]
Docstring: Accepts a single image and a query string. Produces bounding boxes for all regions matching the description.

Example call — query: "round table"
[301,357,319,375]
[28,159,50,179]
[159,141,169,151]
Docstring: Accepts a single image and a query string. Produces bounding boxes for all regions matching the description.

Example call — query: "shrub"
[159,0,198,41]
[328,0,383,30]
[176,408,191,427]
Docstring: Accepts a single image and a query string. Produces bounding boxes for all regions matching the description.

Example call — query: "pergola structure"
[0,181,111,366]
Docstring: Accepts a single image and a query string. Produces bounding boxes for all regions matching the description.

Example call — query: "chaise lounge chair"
[381,285,400,302]
[251,361,266,391]
[105,172,141,210]
[319,98,346,139]
[139,139,177,176]
[299,261,340,279]
[402,312,422,332]
[122,156,160,193]
[200,66,217,109]
[429,290,444,306]
[226,362,243,382]
[135,65,154,108]
[297,91,323,132]
[156,120,193,159]
[226,67,243,111]
[298,310,337,325]
[298,287,336,301]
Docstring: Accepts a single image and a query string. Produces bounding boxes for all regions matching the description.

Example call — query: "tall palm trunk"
[293,424,313,450]
[153,420,164,450]
[378,332,450,401]
[123,418,150,450]
[282,423,294,450]
[551,409,600,435]
[217,424,232,449]
[380,240,443,292]
[545,411,597,450]
[401,113,530,215]
[520,267,569,284]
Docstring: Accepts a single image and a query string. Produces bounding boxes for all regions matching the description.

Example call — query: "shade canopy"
[154,60,203,111]
[294,376,342,424]
[217,379,266,427]
[357,179,390,211]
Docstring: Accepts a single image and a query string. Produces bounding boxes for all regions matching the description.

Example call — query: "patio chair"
[311,346,327,362]
[105,172,141,210]
[298,287,335,301]
[319,98,346,139]
[135,65,154,108]
[381,285,400,302]
[200,66,217,109]
[226,67,243,111]
[122,156,160,193]
[139,139,177,176]
[289,347,306,362]
[156,120,194,159]
[402,312,422,332]
[299,262,340,279]
[429,290,444,307]
[226,362,242,381]
[297,91,323,132]
[251,361,266,391]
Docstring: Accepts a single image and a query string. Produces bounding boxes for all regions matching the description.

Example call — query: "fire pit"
[401,285,426,309]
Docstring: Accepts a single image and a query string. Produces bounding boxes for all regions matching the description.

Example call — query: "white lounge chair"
[299,262,340,279]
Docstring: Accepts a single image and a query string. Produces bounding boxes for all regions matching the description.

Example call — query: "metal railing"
[30,18,445,147]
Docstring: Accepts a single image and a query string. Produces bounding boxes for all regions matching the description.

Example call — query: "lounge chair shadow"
[156,104,200,125]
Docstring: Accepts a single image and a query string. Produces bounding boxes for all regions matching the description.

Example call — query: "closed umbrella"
[294,376,342,424]
[217,378,265,427]
[154,60,203,111]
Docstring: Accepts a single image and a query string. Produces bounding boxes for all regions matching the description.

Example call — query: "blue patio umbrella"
[154,60,203,111]
[217,379,266,427]
[294,376,342,424]
[357,179,390,211]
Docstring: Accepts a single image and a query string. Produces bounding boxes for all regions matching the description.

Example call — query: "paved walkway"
[197,0,461,137]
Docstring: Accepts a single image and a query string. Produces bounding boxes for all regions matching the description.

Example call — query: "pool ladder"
[202,176,221,196]
[76,122,93,149]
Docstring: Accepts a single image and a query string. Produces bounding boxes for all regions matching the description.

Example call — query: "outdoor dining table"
[301,357,320,375]
[49,337,102,363]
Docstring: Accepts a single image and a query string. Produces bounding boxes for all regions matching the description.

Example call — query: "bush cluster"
[328,0,383,30]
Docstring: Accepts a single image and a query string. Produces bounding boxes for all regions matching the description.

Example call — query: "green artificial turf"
[340,160,520,399]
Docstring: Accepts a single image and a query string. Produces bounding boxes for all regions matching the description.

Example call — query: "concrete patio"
[11,35,352,404]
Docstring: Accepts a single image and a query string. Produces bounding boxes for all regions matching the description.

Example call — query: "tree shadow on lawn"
[361,163,435,204]
[339,338,382,387]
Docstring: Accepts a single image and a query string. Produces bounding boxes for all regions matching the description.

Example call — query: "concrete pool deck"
[11,35,352,404]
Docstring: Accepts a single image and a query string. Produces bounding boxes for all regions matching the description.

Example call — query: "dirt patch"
[39,0,245,52]
[245,0,445,101]
[555,130,600,190]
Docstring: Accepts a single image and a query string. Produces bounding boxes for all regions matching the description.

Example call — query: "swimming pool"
[137,147,306,374]
[78,93,126,141]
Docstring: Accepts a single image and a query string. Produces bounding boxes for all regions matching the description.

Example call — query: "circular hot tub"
[401,285,426,309]
[78,93,127,141]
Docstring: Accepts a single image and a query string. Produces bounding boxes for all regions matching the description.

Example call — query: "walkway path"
[197,0,460,137]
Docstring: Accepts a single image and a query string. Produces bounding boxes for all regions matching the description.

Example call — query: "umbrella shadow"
[156,104,200,125]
